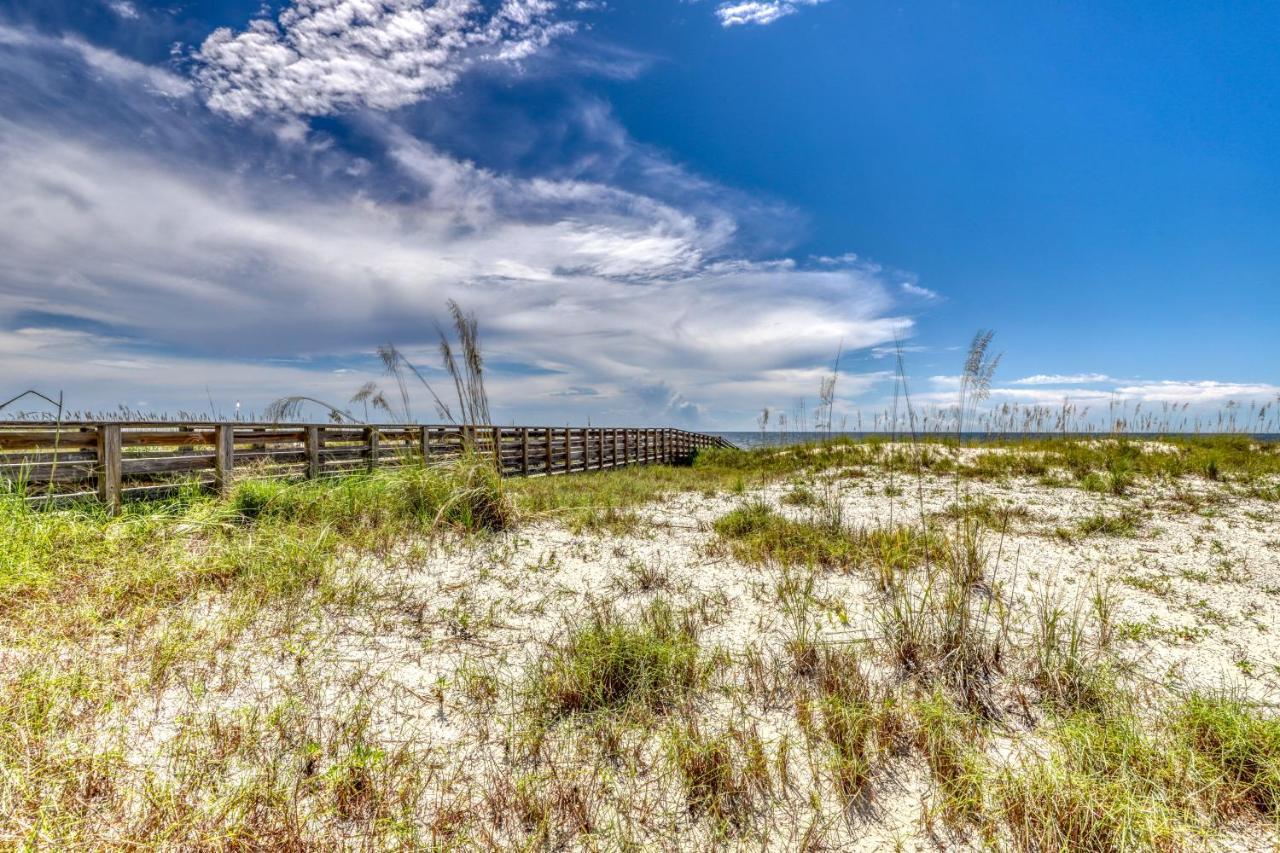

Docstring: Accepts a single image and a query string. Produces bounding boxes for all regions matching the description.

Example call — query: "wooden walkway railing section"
[0,422,736,512]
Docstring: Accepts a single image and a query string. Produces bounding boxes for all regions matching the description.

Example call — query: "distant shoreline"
[715,430,1280,450]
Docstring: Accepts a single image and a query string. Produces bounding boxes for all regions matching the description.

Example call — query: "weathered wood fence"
[0,422,735,512]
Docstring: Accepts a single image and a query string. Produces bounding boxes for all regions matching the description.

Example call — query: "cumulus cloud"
[715,0,828,28]
[196,0,572,117]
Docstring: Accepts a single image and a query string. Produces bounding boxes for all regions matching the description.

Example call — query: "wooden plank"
[318,447,367,462]
[185,429,301,445]
[96,425,122,515]
[365,427,379,472]
[0,449,98,466]
[122,455,215,476]
[305,426,321,479]
[0,430,99,451]
[0,461,96,485]
[120,430,216,448]
[214,425,235,495]
[234,450,309,465]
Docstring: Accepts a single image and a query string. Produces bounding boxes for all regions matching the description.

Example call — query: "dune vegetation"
[1,433,1279,849]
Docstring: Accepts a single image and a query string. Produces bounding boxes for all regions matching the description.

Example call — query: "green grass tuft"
[1176,693,1280,822]
[529,599,706,720]
[999,711,1199,851]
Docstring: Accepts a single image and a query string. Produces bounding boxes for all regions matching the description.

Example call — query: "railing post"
[305,426,320,480]
[421,426,432,462]
[492,426,502,471]
[564,427,572,473]
[520,427,530,476]
[365,427,378,472]
[545,427,554,475]
[96,424,122,515]
[214,424,235,496]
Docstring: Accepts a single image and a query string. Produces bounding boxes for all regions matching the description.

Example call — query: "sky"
[0,0,1277,428]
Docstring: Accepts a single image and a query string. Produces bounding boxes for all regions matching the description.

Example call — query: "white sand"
[118,458,1280,848]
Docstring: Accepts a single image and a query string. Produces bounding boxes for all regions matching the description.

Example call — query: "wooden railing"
[0,422,736,512]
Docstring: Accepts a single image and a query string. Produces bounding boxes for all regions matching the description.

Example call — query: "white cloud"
[715,0,827,28]
[108,1,141,20]
[0,25,193,98]
[911,375,1280,416]
[63,35,194,97]
[900,281,939,300]
[812,252,858,265]
[0,115,906,425]
[1011,373,1112,385]
[1112,381,1280,404]
[196,0,572,118]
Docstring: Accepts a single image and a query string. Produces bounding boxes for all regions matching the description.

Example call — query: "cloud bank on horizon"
[0,0,1275,428]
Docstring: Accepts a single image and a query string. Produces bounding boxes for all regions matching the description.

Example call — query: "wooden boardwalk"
[0,421,736,512]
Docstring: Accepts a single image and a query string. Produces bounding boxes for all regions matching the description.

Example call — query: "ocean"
[709,431,1280,451]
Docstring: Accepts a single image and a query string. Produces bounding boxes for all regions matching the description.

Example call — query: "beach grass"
[1,434,1278,847]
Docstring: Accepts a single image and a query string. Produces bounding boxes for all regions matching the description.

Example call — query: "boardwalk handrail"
[0,421,737,512]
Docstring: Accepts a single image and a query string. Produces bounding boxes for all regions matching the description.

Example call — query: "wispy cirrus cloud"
[1010,373,1112,385]
[900,281,940,301]
[715,0,828,28]
[0,25,192,97]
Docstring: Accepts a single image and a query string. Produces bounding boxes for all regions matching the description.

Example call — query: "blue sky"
[0,0,1277,427]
